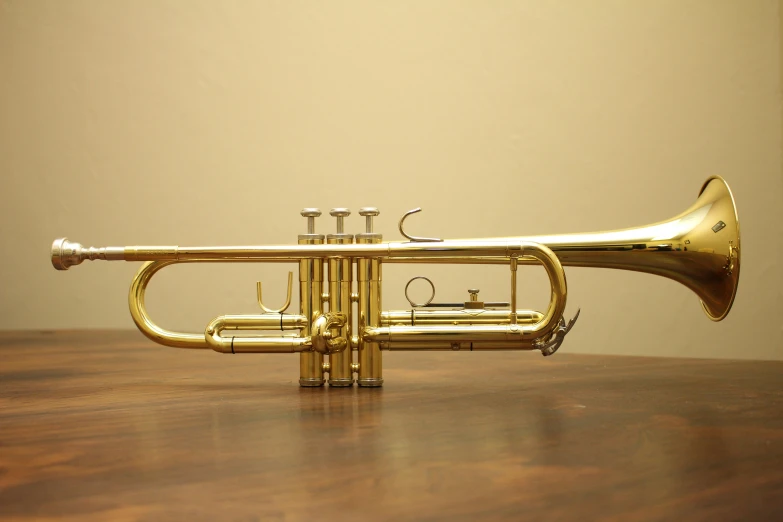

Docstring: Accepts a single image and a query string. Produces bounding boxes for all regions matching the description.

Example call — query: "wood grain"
[0,330,781,521]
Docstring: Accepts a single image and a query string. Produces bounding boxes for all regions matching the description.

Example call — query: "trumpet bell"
[691,176,740,321]
[620,175,741,321]
[487,176,741,321]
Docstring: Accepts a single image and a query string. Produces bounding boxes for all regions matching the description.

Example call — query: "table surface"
[0,330,781,522]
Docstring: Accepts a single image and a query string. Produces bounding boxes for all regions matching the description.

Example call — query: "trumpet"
[51,176,740,387]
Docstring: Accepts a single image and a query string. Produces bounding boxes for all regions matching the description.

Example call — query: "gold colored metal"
[404,276,436,307]
[327,215,355,386]
[298,234,326,387]
[362,243,566,347]
[50,177,741,386]
[311,312,348,355]
[356,234,383,387]
[381,309,544,326]
[463,288,485,309]
[510,257,518,325]
[481,176,740,321]
[128,260,208,349]
[257,272,293,313]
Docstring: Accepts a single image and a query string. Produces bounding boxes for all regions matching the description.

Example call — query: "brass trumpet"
[51,176,740,387]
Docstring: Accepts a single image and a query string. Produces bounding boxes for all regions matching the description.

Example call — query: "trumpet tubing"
[51,177,740,386]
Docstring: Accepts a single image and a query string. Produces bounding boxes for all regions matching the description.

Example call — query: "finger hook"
[399,208,443,242]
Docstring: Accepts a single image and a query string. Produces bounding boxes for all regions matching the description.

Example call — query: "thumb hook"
[257,272,293,314]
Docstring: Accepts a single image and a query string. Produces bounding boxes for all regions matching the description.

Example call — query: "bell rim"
[699,176,740,322]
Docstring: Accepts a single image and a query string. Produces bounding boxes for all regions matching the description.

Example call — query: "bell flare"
[693,176,740,321]
[491,176,741,322]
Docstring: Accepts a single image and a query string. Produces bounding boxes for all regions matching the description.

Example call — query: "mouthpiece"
[51,238,81,270]
[51,238,125,270]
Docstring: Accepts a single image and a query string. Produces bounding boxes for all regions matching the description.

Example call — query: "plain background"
[1,0,781,360]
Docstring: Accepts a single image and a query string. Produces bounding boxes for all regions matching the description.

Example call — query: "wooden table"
[0,331,781,521]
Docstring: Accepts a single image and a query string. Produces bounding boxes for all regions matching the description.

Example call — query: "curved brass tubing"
[129,245,566,351]
[362,242,567,347]
[130,260,312,352]
[205,314,311,353]
[129,260,208,349]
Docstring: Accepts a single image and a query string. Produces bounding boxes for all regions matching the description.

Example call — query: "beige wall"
[1,0,781,359]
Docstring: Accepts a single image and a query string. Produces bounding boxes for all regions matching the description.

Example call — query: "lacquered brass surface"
[380,309,544,326]
[298,235,325,387]
[257,272,293,314]
[482,176,740,321]
[129,260,207,349]
[356,235,383,387]
[51,177,740,386]
[327,231,354,386]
